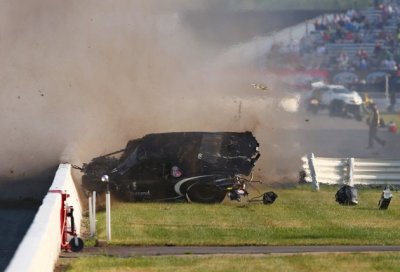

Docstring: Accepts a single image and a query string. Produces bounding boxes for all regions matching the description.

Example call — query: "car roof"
[311,82,348,90]
[326,85,348,89]
[313,84,349,90]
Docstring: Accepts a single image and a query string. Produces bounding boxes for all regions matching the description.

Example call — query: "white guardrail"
[302,153,400,190]
[6,164,82,272]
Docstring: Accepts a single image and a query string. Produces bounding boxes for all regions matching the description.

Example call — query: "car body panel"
[80,131,260,203]
[308,82,363,107]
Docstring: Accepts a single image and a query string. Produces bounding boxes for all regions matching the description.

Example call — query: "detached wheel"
[185,183,227,203]
[69,237,84,252]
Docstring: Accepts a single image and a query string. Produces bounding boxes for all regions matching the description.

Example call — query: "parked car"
[75,131,261,203]
[305,81,364,120]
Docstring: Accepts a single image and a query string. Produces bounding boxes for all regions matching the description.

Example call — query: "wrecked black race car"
[75,131,261,203]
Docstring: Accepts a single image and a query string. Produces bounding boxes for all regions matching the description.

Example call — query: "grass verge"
[58,252,400,272]
[89,185,400,246]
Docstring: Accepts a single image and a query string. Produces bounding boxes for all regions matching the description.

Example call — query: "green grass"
[58,186,400,271]
[90,185,400,246]
[58,253,400,272]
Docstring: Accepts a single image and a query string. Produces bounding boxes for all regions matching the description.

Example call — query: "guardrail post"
[88,191,97,237]
[92,191,96,236]
[88,196,94,237]
[106,191,111,241]
[348,158,354,187]
[307,153,319,191]
[101,175,112,241]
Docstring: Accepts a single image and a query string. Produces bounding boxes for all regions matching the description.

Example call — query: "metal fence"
[302,153,400,190]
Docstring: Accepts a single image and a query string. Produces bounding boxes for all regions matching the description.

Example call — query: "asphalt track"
[0,208,38,271]
[60,245,400,258]
[0,167,55,271]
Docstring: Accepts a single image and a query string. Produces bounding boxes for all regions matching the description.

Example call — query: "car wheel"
[185,183,227,203]
[69,237,84,252]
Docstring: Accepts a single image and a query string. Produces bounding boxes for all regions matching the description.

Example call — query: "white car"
[305,82,364,119]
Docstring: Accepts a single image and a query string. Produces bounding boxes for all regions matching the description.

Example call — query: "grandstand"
[324,6,397,61]
[267,0,400,91]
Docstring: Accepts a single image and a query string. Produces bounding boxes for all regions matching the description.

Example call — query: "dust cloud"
[0,0,305,194]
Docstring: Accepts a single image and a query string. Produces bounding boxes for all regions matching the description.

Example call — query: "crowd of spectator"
[267,0,400,75]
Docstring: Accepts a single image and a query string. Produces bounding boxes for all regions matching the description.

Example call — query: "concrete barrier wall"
[6,164,82,272]
[49,164,82,235]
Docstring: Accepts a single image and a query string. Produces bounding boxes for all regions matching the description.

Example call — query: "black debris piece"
[335,185,358,205]
[263,191,278,204]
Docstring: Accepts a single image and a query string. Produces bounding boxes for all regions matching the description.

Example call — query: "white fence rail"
[302,153,400,189]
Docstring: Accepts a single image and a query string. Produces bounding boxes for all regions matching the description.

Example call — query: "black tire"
[185,183,227,203]
[69,237,84,252]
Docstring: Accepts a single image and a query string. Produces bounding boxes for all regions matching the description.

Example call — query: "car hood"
[340,92,363,104]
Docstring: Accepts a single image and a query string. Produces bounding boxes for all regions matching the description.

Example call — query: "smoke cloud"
[0,0,304,197]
